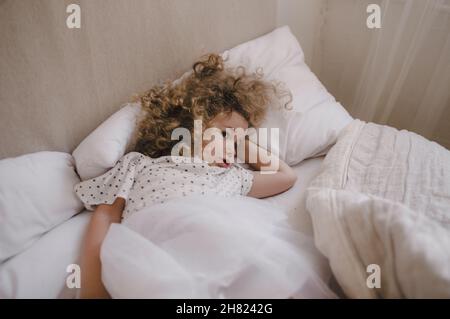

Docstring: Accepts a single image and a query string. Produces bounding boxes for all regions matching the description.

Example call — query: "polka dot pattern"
[74,152,254,220]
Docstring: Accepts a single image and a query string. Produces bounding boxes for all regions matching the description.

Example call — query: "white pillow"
[0,152,83,263]
[223,25,353,165]
[72,26,352,175]
[72,102,142,180]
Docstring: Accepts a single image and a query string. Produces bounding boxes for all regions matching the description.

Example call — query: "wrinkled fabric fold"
[101,195,335,299]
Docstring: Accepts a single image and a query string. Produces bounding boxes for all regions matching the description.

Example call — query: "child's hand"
[242,139,297,198]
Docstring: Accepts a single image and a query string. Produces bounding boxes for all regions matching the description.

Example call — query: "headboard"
[0,0,277,159]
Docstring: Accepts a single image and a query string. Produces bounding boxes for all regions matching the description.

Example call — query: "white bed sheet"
[263,156,325,237]
[0,156,327,298]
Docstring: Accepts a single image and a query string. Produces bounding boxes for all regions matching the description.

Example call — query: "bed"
[4,118,449,298]
[2,1,448,299]
[0,8,351,298]
[2,1,340,299]
[2,11,353,296]
[0,157,335,298]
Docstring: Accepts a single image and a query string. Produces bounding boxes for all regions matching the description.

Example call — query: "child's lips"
[217,162,231,168]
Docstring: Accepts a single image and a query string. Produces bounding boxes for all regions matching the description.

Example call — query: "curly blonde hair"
[135,53,291,158]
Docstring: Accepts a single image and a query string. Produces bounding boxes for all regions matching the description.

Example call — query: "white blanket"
[100,195,335,298]
[306,120,450,298]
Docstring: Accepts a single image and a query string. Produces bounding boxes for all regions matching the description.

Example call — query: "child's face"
[203,111,249,168]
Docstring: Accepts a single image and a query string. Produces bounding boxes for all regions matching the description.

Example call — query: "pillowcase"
[223,25,353,165]
[72,25,352,178]
[0,152,83,263]
[72,102,142,180]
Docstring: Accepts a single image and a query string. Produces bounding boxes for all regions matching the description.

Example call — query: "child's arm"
[79,197,125,299]
[242,139,297,198]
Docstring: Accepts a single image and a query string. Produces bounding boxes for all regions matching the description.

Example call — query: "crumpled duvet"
[306,119,450,298]
[100,195,335,298]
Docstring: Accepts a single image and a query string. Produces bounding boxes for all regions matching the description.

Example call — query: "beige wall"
[0,0,277,159]
[276,0,324,67]
[1,0,448,159]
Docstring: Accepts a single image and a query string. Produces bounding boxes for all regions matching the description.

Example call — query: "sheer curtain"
[310,0,450,149]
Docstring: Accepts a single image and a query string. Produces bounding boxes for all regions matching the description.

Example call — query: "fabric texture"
[0,212,90,299]
[72,103,142,180]
[0,151,83,263]
[74,152,254,220]
[306,119,450,298]
[100,194,336,298]
[1,157,330,299]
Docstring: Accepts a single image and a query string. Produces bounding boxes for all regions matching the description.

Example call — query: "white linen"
[0,211,90,299]
[73,103,142,180]
[306,120,450,298]
[0,151,83,263]
[101,195,336,298]
[1,157,332,299]
[264,157,324,237]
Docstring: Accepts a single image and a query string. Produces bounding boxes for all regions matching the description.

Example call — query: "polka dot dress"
[74,152,254,220]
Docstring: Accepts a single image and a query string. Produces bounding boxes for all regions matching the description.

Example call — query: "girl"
[75,53,296,298]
